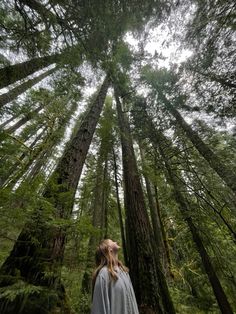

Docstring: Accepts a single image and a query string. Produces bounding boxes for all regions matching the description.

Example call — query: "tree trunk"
[0,126,47,188]
[161,146,234,314]
[18,0,63,25]
[0,67,57,108]
[139,143,171,277]
[0,115,16,129]
[81,152,106,295]
[113,148,128,265]
[154,185,173,277]
[162,94,236,195]
[141,106,234,314]
[101,159,109,238]
[115,88,175,314]
[0,76,110,314]
[6,104,44,134]
[0,54,61,89]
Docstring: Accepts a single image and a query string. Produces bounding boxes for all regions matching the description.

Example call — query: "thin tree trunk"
[115,88,175,314]
[0,115,16,129]
[101,159,109,238]
[0,76,110,314]
[141,106,234,314]
[113,148,128,265]
[81,153,106,295]
[6,104,44,134]
[161,93,236,195]
[139,142,171,276]
[0,126,47,187]
[161,145,234,314]
[154,185,173,277]
[0,53,61,89]
[0,66,57,108]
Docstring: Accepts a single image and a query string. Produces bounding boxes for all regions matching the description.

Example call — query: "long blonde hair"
[92,239,128,293]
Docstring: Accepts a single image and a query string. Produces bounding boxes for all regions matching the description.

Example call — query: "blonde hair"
[92,239,128,293]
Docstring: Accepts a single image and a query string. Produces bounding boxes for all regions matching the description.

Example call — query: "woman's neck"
[112,253,118,266]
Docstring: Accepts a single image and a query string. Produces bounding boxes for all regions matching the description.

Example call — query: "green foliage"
[0,0,235,313]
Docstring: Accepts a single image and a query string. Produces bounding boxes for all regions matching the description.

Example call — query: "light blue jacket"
[91,266,139,314]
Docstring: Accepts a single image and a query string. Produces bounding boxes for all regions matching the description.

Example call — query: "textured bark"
[0,67,57,108]
[115,89,175,314]
[113,148,128,265]
[162,95,236,195]
[0,76,110,313]
[0,53,61,89]
[141,107,233,314]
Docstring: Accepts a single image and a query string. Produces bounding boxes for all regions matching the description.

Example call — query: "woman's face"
[107,239,120,252]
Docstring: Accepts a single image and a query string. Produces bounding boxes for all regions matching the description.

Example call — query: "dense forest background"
[0,0,235,313]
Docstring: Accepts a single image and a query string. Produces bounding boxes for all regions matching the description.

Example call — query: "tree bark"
[0,53,61,89]
[115,88,175,314]
[0,67,57,108]
[0,76,110,314]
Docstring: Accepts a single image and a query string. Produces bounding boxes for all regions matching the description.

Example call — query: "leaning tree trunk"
[115,88,175,314]
[0,76,110,314]
[6,104,45,134]
[0,115,16,129]
[0,53,63,89]
[0,126,47,188]
[140,105,234,314]
[161,93,236,196]
[0,100,73,189]
[0,67,57,108]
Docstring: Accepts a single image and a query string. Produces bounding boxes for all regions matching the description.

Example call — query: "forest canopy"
[0,0,235,313]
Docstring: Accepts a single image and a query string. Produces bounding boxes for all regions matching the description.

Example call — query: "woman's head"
[95,239,120,267]
[92,239,128,292]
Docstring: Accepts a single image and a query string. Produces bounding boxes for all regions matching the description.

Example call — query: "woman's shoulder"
[97,266,110,278]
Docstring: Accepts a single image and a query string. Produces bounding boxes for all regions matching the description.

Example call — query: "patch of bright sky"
[124,23,193,69]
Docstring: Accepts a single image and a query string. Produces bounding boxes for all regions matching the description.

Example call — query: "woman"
[91,239,139,314]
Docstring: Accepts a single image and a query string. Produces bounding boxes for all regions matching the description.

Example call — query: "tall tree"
[141,67,236,197]
[115,85,175,314]
[133,99,234,313]
[0,76,110,313]
[0,67,57,108]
